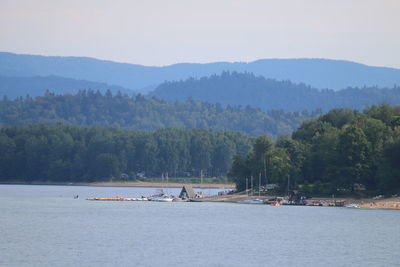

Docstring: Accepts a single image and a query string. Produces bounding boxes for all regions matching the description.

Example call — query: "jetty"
[86,197,148,201]
[86,185,200,202]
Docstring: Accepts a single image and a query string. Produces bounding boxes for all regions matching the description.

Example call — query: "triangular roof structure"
[179,185,195,199]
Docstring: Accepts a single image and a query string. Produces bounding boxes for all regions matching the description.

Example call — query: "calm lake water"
[1,185,399,267]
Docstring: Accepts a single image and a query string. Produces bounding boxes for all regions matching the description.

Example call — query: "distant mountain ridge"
[0,75,132,99]
[150,72,400,112]
[1,52,400,93]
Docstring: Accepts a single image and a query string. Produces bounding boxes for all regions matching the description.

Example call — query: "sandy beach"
[198,193,400,210]
[355,197,400,210]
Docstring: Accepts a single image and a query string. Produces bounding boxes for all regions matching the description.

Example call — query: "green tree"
[376,136,400,193]
[336,126,371,190]
[228,155,250,191]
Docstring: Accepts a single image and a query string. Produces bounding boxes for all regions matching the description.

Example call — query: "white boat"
[238,199,264,204]
[148,189,174,202]
[345,204,359,208]
[152,195,174,202]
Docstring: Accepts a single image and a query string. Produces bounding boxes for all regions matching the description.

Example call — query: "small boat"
[270,201,281,206]
[345,204,359,208]
[86,197,138,201]
[152,195,174,202]
[238,199,264,204]
[148,190,174,202]
[148,174,174,202]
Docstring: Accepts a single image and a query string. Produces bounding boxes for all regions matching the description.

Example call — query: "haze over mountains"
[1,52,400,94]
[1,51,400,137]
[0,75,131,99]
[151,72,400,112]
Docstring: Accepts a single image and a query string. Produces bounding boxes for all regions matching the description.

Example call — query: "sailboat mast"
[166,172,169,195]
[264,153,267,186]
[251,176,253,196]
[246,178,248,196]
[161,173,164,193]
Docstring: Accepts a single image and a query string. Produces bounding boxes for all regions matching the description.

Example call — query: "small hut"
[179,185,195,199]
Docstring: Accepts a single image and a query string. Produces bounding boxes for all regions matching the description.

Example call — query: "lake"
[1,184,399,266]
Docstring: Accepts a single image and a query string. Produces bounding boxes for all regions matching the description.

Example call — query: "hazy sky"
[1,0,399,68]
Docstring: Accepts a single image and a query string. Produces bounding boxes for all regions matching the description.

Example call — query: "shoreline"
[0,181,235,189]
[1,182,398,210]
[198,194,400,210]
[354,197,400,210]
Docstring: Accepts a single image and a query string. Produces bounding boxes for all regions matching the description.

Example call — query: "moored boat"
[148,189,174,202]
[344,203,359,208]
[151,195,174,202]
[86,197,149,201]
[238,199,264,204]
[270,201,281,206]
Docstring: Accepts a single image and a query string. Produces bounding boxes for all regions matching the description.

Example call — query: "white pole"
[251,176,253,196]
[264,153,267,186]
[161,173,164,194]
[166,172,169,195]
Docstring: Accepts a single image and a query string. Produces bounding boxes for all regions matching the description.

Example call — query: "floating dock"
[86,197,148,201]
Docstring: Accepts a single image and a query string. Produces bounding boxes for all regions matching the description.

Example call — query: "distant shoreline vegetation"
[229,104,400,196]
[0,104,399,196]
[0,124,252,183]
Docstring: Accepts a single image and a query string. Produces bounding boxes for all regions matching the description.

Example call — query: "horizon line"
[1,50,399,70]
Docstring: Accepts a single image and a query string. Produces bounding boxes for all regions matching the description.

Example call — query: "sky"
[1,0,399,68]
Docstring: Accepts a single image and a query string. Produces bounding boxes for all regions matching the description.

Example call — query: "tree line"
[229,104,400,195]
[0,124,253,183]
[1,104,399,195]
[151,71,400,112]
[0,90,321,138]
[0,75,131,99]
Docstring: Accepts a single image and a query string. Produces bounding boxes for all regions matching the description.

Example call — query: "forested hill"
[0,125,252,182]
[2,52,400,92]
[0,75,133,99]
[229,104,400,195]
[150,72,400,112]
[0,90,321,137]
